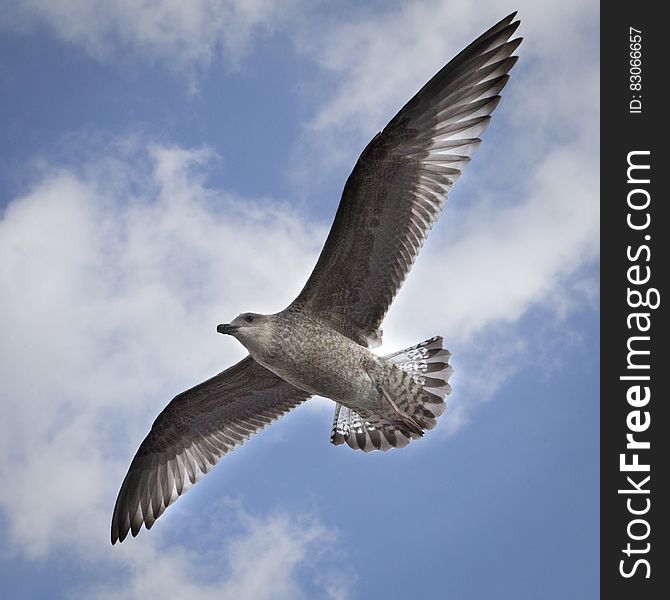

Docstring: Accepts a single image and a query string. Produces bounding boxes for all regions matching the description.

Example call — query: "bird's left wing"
[290,13,522,346]
[111,356,310,543]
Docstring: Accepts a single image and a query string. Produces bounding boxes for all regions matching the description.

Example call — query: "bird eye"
[244,314,255,323]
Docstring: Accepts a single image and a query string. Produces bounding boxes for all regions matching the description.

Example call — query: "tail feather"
[385,335,453,428]
[330,336,453,452]
[330,404,412,452]
[331,404,399,452]
[386,336,453,404]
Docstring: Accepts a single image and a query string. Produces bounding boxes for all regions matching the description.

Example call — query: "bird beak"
[217,323,238,335]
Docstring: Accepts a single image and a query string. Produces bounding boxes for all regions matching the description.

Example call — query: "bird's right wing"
[111,356,310,544]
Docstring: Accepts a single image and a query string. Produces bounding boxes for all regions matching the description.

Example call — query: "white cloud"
[385,144,599,346]
[1,0,300,76]
[0,140,338,590]
[290,0,598,198]
[80,510,346,600]
[297,0,597,139]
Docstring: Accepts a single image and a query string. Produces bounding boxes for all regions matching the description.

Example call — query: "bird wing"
[111,356,310,543]
[290,13,522,346]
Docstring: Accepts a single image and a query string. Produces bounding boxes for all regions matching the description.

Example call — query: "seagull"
[111,13,522,544]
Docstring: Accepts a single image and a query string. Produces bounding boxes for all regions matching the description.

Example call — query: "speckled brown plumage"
[111,13,522,544]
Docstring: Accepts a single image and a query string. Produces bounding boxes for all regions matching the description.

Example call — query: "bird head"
[217,312,273,354]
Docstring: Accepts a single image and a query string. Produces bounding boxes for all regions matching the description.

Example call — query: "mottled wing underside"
[111,357,311,543]
[291,13,522,345]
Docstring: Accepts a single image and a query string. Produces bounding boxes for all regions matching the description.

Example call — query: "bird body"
[227,310,382,407]
[222,309,444,436]
[111,13,523,543]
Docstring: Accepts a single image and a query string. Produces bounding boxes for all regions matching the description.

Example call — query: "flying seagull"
[111,13,522,544]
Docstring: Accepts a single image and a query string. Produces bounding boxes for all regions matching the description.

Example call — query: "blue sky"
[0,1,599,599]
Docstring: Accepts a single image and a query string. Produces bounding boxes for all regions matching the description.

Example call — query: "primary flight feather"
[112,13,522,544]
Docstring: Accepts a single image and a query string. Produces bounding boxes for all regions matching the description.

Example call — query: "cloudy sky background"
[0,1,599,598]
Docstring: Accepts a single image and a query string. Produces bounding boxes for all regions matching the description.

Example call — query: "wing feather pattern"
[111,357,310,543]
[290,13,522,345]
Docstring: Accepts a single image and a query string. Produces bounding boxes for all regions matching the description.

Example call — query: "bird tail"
[330,336,453,452]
